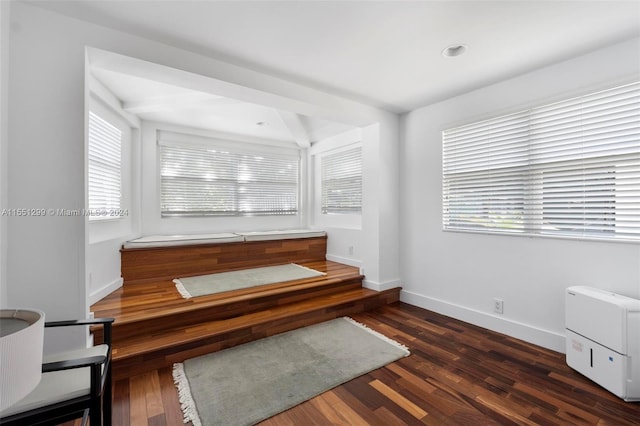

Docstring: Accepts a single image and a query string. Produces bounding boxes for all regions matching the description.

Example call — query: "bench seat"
[123,230,326,249]
[122,233,243,249]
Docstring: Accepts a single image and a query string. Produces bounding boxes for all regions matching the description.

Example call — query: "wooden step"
[110,286,400,379]
[92,261,362,343]
[112,278,363,345]
[120,236,328,284]
[91,260,401,379]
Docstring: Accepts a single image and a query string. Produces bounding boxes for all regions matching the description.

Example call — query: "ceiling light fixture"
[442,44,468,58]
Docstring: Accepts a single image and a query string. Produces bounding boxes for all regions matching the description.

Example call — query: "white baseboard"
[400,289,566,353]
[326,254,362,268]
[324,254,402,293]
[364,278,402,292]
[89,277,123,305]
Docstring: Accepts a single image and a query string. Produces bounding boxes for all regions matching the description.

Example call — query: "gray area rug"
[173,263,325,299]
[173,317,410,426]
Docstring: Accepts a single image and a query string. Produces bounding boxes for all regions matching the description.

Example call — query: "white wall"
[361,120,401,290]
[0,0,9,308]
[400,37,640,352]
[86,76,141,304]
[139,121,306,235]
[7,3,91,352]
[310,128,363,268]
[310,120,402,290]
[5,2,400,349]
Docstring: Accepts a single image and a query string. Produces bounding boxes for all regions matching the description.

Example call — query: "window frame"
[442,80,640,243]
[87,104,130,222]
[310,128,363,230]
[158,131,301,218]
[320,145,363,216]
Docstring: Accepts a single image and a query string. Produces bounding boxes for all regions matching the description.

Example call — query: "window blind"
[159,138,299,217]
[88,111,122,218]
[321,146,362,214]
[443,81,640,241]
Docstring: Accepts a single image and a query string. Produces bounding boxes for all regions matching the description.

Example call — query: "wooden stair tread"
[94,251,400,379]
[93,260,360,324]
[111,287,382,360]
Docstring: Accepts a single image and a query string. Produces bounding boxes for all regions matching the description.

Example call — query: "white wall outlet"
[348,245,354,255]
[493,298,504,314]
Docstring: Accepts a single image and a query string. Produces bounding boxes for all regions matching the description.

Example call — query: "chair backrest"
[0,317,114,426]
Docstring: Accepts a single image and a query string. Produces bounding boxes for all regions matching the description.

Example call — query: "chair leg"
[90,364,103,426]
[90,398,103,426]
[81,408,90,426]
[104,367,112,425]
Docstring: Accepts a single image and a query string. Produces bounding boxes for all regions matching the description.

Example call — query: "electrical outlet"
[348,246,354,255]
[493,298,504,314]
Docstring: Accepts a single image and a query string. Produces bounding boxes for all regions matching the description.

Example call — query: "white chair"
[0,318,114,426]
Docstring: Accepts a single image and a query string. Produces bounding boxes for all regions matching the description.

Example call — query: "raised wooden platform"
[120,236,328,284]
[92,258,400,379]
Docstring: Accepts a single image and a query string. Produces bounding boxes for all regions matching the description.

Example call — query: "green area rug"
[173,317,410,426]
[173,263,325,299]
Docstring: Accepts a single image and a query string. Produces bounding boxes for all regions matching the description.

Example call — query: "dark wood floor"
[65,302,640,425]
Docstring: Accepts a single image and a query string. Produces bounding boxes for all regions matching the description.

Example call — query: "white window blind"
[159,137,299,217]
[443,81,640,241]
[321,146,362,214]
[88,111,122,219]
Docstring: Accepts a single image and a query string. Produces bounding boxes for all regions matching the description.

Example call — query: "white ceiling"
[91,67,353,144]
[27,0,640,142]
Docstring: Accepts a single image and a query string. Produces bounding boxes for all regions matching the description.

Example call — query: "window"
[443,81,640,242]
[159,135,299,217]
[321,146,362,214]
[88,111,122,220]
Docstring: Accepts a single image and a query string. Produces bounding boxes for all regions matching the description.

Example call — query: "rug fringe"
[343,317,410,356]
[173,279,193,299]
[172,363,202,426]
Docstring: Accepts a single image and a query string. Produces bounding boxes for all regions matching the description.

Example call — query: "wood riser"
[121,237,327,283]
[111,288,400,380]
[97,278,363,344]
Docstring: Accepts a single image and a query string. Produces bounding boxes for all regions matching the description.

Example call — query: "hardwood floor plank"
[314,390,372,426]
[146,414,167,426]
[341,376,426,425]
[369,379,429,420]
[158,366,185,426]
[278,401,326,426]
[386,363,437,395]
[373,406,409,426]
[60,302,639,426]
[142,371,165,419]
[113,376,130,426]
[513,381,603,423]
[129,374,149,426]
[306,392,353,425]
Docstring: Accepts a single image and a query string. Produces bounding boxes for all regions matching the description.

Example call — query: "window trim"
[158,131,301,218]
[442,80,640,243]
[320,145,363,216]
[87,106,130,222]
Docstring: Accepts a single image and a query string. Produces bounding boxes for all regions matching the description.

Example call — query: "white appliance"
[565,286,640,402]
